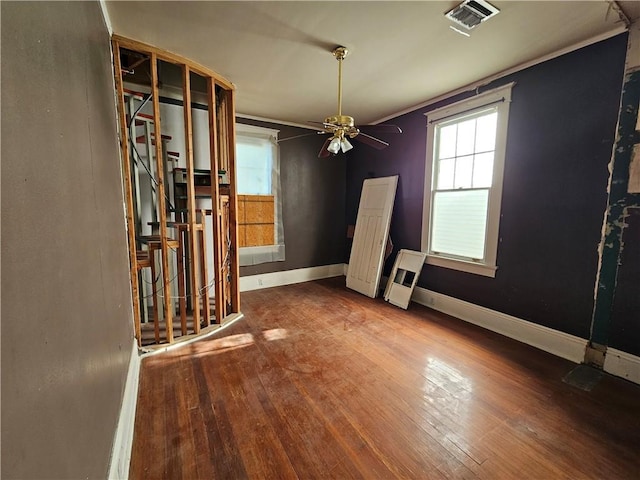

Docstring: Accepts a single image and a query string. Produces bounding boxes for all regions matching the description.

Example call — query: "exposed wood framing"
[182,65,201,334]
[218,96,230,173]
[151,249,160,343]
[177,231,187,335]
[111,35,234,90]
[197,212,211,327]
[207,78,224,323]
[113,42,142,346]
[113,35,239,345]
[224,89,241,313]
[150,52,174,343]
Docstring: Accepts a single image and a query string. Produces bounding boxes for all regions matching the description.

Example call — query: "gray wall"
[239,118,347,276]
[1,2,134,478]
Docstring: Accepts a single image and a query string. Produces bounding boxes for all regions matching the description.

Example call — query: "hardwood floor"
[130,277,640,479]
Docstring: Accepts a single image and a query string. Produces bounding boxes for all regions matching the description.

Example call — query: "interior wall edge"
[108,339,141,480]
[99,0,113,35]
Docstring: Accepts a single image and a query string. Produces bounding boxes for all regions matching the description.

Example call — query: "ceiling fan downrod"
[334,46,348,117]
[325,46,357,140]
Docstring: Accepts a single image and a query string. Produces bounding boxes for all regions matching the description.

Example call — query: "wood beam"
[150,52,174,343]
[113,41,142,346]
[197,214,211,327]
[207,78,224,324]
[111,34,234,90]
[224,88,241,313]
[182,65,201,334]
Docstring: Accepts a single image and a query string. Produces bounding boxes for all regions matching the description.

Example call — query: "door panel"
[347,175,398,298]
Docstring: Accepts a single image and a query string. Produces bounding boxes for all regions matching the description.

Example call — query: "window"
[235,123,285,266]
[422,83,513,277]
[236,135,272,195]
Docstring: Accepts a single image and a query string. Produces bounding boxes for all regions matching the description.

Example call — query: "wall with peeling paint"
[591,33,640,357]
[609,208,640,355]
[347,33,629,342]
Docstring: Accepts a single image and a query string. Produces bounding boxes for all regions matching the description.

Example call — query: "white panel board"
[384,249,427,309]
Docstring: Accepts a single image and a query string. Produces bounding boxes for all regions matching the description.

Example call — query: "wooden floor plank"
[130,277,640,479]
[192,352,249,478]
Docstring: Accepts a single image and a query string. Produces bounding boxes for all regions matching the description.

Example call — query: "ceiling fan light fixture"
[308,45,402,158]
[340,137,353,153]
[327,136,341,154]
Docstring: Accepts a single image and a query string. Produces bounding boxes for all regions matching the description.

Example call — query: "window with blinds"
[422,83,513,277]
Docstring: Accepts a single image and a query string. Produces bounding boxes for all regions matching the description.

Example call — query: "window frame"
[421,83,514,278]
[235,122,285,266]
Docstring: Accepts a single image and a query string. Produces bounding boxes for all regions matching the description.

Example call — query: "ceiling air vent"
[445,0,499,30]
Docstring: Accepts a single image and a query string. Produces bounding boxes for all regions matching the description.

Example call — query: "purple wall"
[347,34,628,339]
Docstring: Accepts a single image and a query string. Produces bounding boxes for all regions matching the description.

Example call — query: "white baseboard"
[240,263,346,292]
[604,348,640,385]
[411,286,588,364]
[108,339,141,480]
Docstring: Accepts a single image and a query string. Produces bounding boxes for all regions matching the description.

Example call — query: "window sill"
[426,254,497,278]
[239,244,285,266]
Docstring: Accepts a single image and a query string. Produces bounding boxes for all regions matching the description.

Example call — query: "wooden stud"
[207,78,224,324]
[177,229,187,335]
[220,195,231,309]
[217,94,229,316]
[113,41,142,346]
[217,94,232,316]
[218,96,229,173]
[198,211,211,327]
[150,247,160,344]
[150,52,174,343]
[223,88,241,314]
[182,65,202,334]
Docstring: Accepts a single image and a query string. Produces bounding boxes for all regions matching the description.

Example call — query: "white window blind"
[236,136,273,195]
[431,189,488,259]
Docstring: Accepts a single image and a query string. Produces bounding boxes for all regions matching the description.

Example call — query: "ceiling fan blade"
[358,124,403,134]
[354,132,389,150]
[277,132,318,143]
[318,137,332,158]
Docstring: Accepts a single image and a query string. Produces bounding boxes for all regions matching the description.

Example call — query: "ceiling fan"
[311,46,402,158]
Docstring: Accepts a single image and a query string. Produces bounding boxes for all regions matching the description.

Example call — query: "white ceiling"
[106,1,635,127]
